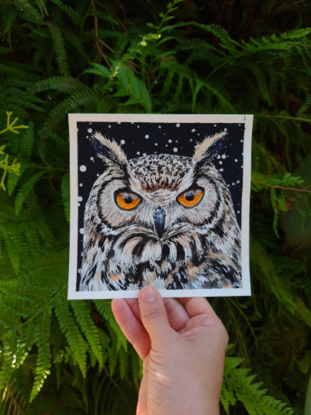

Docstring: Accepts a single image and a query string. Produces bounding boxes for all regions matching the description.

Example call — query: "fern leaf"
[7,165,29,197]
[94,300,127,352]
[54,296,87,376]
[15,171,44,216]
[30,311,52,401]
[71,300,103,366]
[50,0,82,26]
[19,122,34,158]
[46,22,70,76]
[61,173,70,222]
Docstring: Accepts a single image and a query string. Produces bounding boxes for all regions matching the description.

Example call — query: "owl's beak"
[154,207,165,238]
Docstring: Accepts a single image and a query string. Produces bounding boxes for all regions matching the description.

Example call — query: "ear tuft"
[89,132,127,166]
[193,131,227,164]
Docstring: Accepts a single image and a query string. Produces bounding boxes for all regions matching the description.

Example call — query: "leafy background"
[0,0,311,414]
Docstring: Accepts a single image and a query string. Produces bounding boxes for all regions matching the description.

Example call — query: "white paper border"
[68,114,253,299]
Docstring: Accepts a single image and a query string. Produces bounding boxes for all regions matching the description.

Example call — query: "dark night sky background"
[76,121,245,289]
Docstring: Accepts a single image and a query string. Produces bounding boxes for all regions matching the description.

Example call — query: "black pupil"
[124,195,133,204]
[185,191,194,201]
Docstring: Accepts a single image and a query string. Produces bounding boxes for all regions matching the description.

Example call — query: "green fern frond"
[54,296,87,377]
[221,356,296,415]
[30,311,52,402]
[46,22,70,76]
[60,173,70,222]
[14,172,44,216]
[71,300,103,366]
[50,0,82,26]
[19,122,34,158]
[94,300,127,352]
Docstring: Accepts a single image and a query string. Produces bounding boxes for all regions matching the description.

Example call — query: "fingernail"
[140,286,158,302]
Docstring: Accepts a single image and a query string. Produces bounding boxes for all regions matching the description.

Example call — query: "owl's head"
[82,131,241,291]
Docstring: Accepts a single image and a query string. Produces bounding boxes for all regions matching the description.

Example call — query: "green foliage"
[0,0,311,413]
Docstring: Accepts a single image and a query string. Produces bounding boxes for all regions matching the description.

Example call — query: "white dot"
[241,166,244,168]
[90,157,94,161]
[108,125,111,128]
[78,203,80,207]
[137,152,140,155]
[117,122,121,124]
[219,168,224,172]
[78,196,82,202]
[237,211,240,214]
[79,228,84,234]
[235,159,238,162]
[88,128,92,133]
[189,139,193,142]
[191,129,195,132]
[173,147,178,152]
[168,139,172,143]
[137,125,140,128]
[217,155,221,159]
[222,154,226,159]
[121,140,125,144]
[158,126,161,128]
[224,128,227,131]
[166,144,168,147]
[232,183,235,186]
[228,184,230,187]
[176,124,180,127]
[214,124,216,127]
[240,140,243,142]
[78,269,81,273]
[89,123,92,124]
[143,153,147,156]
[197,134,200,136]
[237,180,240,184]
[97,174,99,176]
[80,165,86,172]
[77,128,79,131]
[219,161,223,165]
[155,143,158,146]
[239,124,241,126]
[79,183,82,187]
[145,135,149,139]
[175,140,178,142]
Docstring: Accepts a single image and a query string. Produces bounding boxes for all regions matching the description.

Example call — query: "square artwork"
[68,114,253,299]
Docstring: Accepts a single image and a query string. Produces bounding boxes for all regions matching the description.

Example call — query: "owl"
[80,131,242,291]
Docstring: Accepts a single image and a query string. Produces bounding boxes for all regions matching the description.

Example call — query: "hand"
[111,286,228,415]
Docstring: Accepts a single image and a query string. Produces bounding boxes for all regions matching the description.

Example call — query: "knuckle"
[143,307,166,324]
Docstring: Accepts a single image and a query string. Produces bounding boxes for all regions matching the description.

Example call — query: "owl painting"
[79,131,242,292]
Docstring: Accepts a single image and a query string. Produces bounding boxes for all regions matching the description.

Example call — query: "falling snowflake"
[79,228,84,234]
[88,128,92,133]
[145,135,149,139]
[173,147,178,152]
[191,129,195,132]
[121,140,125,144]
[176,124,180,127]
[80,165,86,172]
[78,196,82,202]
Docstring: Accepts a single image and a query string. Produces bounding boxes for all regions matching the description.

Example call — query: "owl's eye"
[177,188,204,208]
[115,190,141,210]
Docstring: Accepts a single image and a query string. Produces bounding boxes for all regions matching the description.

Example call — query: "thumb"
[138,286,172,344]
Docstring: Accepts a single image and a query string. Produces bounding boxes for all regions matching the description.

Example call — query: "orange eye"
[115,191,141,210]
[177,188,204,208]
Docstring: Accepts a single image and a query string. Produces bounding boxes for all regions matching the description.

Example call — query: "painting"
[68,114,253,299]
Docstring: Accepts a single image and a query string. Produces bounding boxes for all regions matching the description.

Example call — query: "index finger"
[178,297,216,319]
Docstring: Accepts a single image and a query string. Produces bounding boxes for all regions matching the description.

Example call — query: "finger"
[138,286,172,346]
[125,298,190,333]
[178,297,217,319]
[163,298,190,332]
[111,299,151,359]
[124,298,141,322]
[136,375,148,415]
